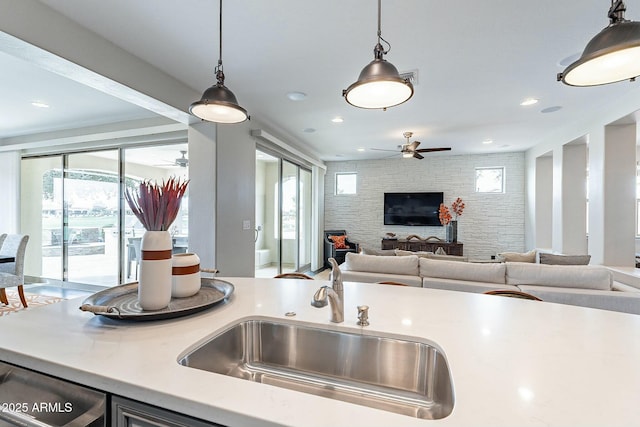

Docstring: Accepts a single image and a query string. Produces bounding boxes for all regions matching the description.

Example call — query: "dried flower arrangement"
[124,177,189,231]
[451,197,465,220]
[438,203,452,225]
[439,197,465,225]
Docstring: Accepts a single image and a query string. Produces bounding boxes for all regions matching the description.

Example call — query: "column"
[561,142,588,254]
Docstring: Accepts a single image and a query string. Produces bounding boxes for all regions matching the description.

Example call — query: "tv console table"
[381,239,463,256]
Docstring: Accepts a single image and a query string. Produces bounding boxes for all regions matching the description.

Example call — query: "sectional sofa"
[339,252,640,315]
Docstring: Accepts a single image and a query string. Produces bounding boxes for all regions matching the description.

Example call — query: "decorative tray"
[79,278,234,321]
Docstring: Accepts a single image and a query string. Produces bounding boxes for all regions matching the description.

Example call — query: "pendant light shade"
[190,0,248,123]
[343,0,413,109]
[190,69,249,123]
[558,0,640,86]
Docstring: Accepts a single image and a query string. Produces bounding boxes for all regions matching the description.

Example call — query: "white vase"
[138,230,172,310]
[171,252,201,298]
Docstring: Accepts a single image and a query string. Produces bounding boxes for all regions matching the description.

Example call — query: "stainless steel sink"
[178,319,454,420]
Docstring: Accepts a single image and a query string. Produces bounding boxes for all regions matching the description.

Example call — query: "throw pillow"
[498,249,536,263]
[395,249,432,258]
[539,253,591,265]
[329,235,348,249]
[361,247,396,256]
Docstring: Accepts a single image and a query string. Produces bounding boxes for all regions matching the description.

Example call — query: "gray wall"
[324,152,525,260]
[215,123,257,277]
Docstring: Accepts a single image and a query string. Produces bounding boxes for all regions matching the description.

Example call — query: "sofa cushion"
[498,249,536,263]
[517,285,640,315]
[423,277,517,293]
[341,270,423,287]
[396,249,468,262]
[343,252,420,276]
[395,249,432,258]
[505,262,612,290]
[360,247,396,256]
[419,258,506,284]
[426,253,469,262]
[539,253,591,265]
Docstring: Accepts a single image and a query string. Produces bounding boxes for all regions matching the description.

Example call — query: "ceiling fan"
[155,150,189,168]
[174,150,188,167]
[372,132,451,159]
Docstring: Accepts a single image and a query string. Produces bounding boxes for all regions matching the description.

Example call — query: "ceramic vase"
[171,252,201,298]
[138,230,172,310]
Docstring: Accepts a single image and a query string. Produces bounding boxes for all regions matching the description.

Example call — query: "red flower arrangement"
[124,177,189,231]
[451,197,465,220]
[439,197,465,225]
[438,203,452,225]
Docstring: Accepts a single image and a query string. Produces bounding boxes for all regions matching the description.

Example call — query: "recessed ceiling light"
[31,101,49,108]
[357,147,365,152]
[303,127,316,133]
[520,98,539,106]
[482,139,493,144]
[286,91,307,101]
[332,117,344,123]
[541,106,562,114]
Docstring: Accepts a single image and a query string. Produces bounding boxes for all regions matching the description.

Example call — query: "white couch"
[339,252,640,315]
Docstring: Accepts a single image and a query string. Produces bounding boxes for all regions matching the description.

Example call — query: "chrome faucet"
[311,257,344,323]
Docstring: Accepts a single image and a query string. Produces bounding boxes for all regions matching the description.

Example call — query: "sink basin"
[178,318,454,420]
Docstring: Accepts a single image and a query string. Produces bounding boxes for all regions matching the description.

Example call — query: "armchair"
[324,230,359,268]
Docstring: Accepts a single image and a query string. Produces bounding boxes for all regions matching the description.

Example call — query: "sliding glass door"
[255,150,312,277]
[66,151,119,285]
[21,143,188,287]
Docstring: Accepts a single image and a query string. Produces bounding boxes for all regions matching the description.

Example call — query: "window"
[475,167,505,193]
[336,172,357,195]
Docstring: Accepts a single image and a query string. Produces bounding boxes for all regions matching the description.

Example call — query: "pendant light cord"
[219,0,223,65]
[376,0,392,55]
[215,0,224,83]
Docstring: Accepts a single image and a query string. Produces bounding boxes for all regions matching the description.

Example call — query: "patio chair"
[0,234,30,307]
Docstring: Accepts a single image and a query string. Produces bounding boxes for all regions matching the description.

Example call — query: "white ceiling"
[4,0,640,161]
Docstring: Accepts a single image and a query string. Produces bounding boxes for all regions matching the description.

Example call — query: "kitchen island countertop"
[1,277,639,426]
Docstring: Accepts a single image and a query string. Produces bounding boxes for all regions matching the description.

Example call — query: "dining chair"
[273,273,314,280]
[376,281,409,286]
[483,290,542,301]
[0,234,30,307]
[127,237,142,280]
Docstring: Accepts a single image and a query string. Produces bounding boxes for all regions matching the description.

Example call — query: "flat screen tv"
[383,192,443,226]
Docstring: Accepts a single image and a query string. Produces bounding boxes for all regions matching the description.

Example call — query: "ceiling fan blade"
[415,147,452,153]
[413,152,424,160]
[408,141,420,151]
[370,148,399,152]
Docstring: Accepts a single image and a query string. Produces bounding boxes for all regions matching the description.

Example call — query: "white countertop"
[1,277,640,426]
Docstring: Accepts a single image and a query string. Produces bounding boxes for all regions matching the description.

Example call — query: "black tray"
[79,278,234,321]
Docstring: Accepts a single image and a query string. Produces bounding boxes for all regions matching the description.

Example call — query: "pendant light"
[558,0,640,86]
[342,0,414,109]
[190,0,248,123]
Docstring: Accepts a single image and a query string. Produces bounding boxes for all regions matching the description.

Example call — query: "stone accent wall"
[324,152,525,260]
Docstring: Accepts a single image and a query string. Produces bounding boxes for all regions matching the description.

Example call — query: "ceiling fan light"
[402,151,414,158]
[190,83,248,124]
[344,58,414,109]
[559,5,640,86]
